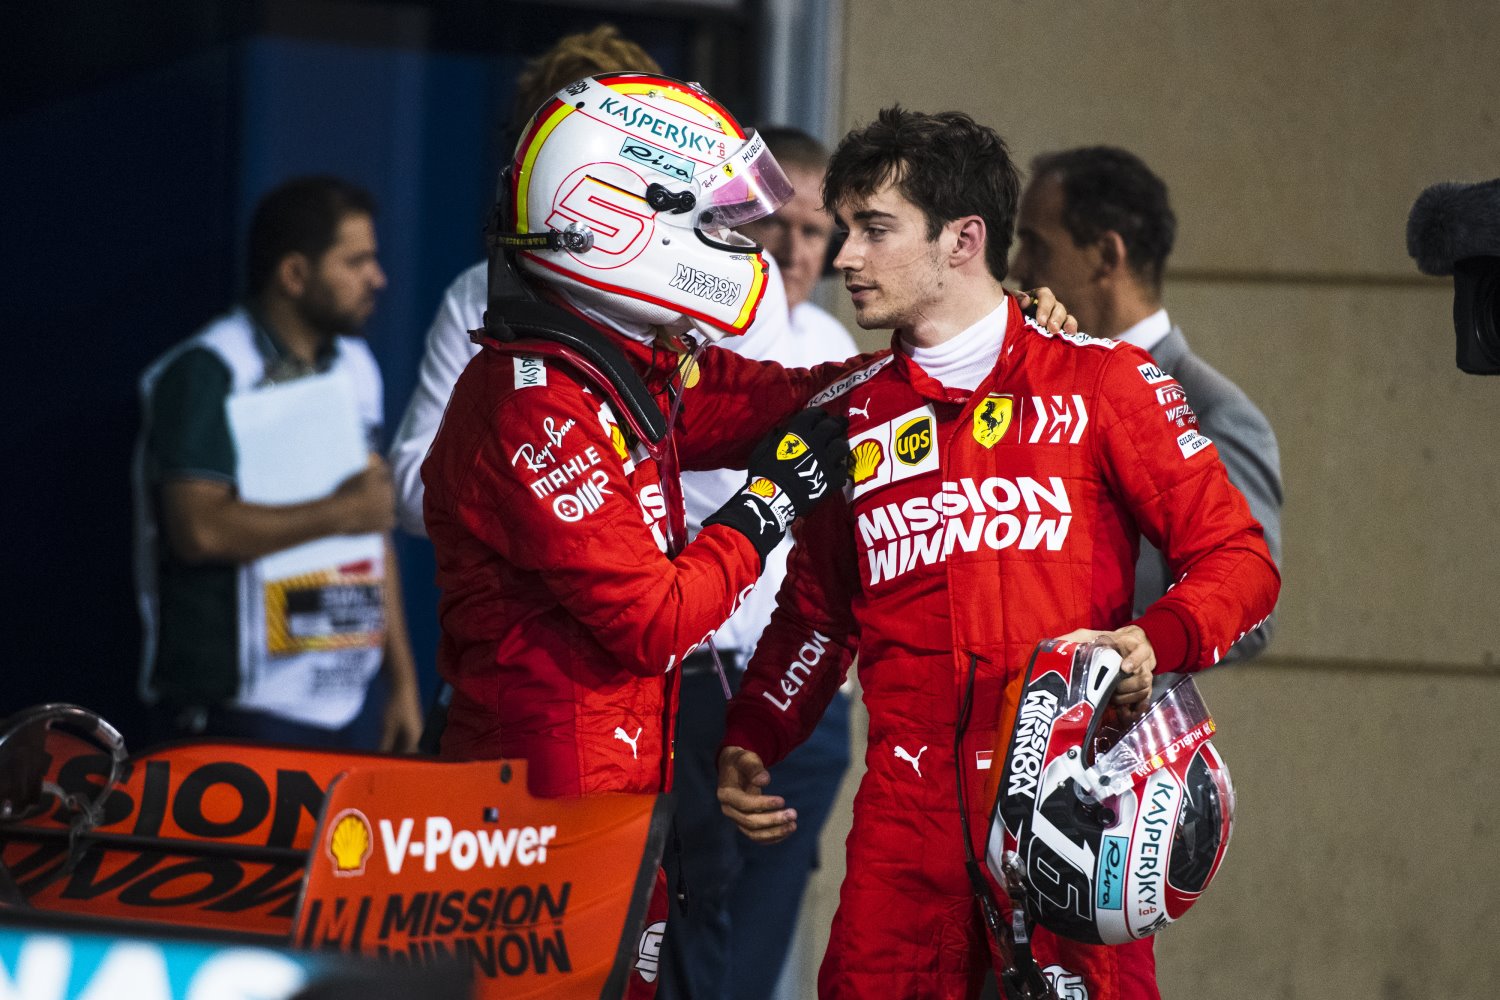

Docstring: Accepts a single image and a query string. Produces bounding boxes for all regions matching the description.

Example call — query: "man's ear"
[275,253,311,298]
[949,216,987,269]
[1095,231,1128,280]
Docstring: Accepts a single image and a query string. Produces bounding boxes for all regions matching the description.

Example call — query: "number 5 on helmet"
[504,73,796,340]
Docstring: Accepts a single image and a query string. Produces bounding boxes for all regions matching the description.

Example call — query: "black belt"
[681,647,743,676]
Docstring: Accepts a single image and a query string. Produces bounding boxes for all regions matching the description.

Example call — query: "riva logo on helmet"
[597,96,722,155]
[1096,835,1128,910]
[619,139,695,183]
[669,264,743,305]
[1006,687,1059,799]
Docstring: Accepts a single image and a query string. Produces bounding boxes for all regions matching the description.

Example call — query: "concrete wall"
[787,2,1500,996]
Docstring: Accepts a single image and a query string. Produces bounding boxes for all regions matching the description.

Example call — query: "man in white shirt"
[1011,145,1283,662]
[660,129,858,1000]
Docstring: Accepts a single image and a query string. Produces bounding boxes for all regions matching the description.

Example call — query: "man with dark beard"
[134,176,422,751]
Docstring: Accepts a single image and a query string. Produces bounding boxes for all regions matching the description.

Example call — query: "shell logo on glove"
[776,434,809,461]
[328,808,374,877]
[748,477,778,499]
[850,439,885,485]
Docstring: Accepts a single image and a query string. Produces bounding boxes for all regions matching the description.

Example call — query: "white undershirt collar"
[1116,308,1172,353]
[900,303,1008,392]
[555,288,657,343]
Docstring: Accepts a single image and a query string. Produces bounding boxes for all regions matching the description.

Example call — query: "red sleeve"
[675,349,875,471]
[452,378,764,676]
[1094,345,1281,672]
[722,492,861,768]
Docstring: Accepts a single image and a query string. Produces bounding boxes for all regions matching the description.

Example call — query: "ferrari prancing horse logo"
[973,395,1013,448]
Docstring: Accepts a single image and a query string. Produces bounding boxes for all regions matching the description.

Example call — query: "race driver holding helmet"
[715,107,1280,999]
[421,75,1073,998]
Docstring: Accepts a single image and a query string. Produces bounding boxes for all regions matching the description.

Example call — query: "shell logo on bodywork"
[328,808,373,877]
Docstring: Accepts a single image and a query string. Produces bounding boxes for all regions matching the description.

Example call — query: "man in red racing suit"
[717,109,1279,1000]
[425,326,849,792]
[420,72,873,998]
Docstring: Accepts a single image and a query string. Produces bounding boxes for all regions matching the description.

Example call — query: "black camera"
[1407,178,1500,375]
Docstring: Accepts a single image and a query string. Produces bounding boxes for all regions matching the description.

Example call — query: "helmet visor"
[693,131,795,230]
[1091,676,1215,788]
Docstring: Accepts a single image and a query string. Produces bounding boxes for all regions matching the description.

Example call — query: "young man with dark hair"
[135,175,422,750]
[717,108,1279,999]
[1012,146,1282,663]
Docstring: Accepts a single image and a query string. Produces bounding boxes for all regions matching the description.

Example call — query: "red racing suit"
[723,297,1279,1000]
[423,321,851,794]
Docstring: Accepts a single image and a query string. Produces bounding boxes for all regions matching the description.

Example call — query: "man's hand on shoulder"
[1057,624,1155,713]
[717,746,798,844]
[1017,287,1080,335]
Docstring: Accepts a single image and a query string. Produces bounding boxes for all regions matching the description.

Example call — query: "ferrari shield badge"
[972,395,1013,448]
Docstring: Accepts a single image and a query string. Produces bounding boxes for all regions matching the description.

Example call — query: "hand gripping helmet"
[506,72,793,338]
[986,639,1235,945]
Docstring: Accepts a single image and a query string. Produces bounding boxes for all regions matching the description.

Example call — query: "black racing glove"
[704,407,850,562]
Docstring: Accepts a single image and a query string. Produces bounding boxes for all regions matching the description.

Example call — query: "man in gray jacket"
[1012,145,1282,661]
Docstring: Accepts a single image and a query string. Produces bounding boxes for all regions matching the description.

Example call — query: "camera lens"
[1453,256,1500,374]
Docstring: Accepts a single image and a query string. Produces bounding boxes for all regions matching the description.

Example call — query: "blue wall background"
[0,6,736,747]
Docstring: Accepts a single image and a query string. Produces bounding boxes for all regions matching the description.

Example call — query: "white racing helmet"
[986,639,1235,945]
[507,72,793,338]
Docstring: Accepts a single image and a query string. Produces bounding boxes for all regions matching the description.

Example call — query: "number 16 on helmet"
[986,639,1236,945]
